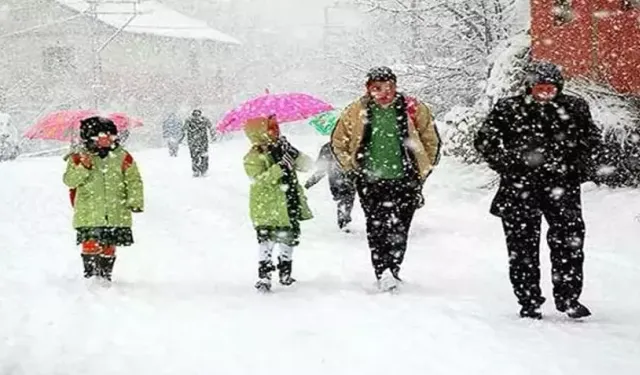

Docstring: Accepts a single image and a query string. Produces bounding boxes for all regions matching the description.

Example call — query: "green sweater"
[364,104,405,180]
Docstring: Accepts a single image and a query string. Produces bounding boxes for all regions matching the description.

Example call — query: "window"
[622,0,640,10]
[42,46,76,73]
[553,0,574,25]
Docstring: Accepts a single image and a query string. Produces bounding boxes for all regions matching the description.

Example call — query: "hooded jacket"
[243,118,313,228]
[63,147,144,228]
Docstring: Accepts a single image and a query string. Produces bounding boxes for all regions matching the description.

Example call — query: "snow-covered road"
[1,133,639,374]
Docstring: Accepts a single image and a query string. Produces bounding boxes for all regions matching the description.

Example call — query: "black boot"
[81,254,99,278]
[519,306,543,320]
[557,300,591,319]
[255,261,275,292]
[277,258,296,286]
[98,256,116,282]
[519,296,546,320]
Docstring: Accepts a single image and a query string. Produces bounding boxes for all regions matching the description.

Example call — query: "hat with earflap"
[244,116,279,147]
[525,61,565,92]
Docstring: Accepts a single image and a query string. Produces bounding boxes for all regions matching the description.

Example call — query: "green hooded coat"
[63,147,144,229]
[243,119,313,228]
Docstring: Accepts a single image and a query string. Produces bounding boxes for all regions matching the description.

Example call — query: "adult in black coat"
[305,142,356,230]
[183,109,214,177]
[474,61,603,320]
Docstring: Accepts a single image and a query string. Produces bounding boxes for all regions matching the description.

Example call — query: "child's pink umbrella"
[216,91,334,133]
[24,110,143,141]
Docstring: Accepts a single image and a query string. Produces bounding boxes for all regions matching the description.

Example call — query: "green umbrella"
[308,109,340,135]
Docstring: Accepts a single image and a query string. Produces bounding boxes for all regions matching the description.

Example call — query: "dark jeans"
[356,177,419,279]
[501,185,586,309]
[189,146,209,175]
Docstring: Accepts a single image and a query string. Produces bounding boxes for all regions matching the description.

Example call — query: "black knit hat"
[366,66,397,84]
[525,61,565,91]
[79,116,117,142]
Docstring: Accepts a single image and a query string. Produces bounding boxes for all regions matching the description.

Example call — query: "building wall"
[531,0,640,96]
[0,0,234,142]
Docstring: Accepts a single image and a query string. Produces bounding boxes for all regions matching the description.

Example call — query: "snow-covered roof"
[53,0,240,44]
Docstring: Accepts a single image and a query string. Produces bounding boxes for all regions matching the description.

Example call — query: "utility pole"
[86,0,140,109]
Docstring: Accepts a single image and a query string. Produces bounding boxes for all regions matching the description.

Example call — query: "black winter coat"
[183,115,213,151]
[474,93,603,217]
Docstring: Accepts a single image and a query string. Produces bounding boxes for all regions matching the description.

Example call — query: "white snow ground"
[1,133,639,374]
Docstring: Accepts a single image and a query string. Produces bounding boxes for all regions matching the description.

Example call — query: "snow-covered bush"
[567,83,640,187]
[439,106,485,164]
[439,31,531,163]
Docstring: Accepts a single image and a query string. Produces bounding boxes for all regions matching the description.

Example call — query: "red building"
[531,0,640,96]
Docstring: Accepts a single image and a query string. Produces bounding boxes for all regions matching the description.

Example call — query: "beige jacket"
[330,95,440,180]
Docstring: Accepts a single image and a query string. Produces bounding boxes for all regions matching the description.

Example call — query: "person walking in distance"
[183,109,214,177]
[163,112,183,157]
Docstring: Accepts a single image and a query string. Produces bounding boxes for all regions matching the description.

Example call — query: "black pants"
[189,145,209,175]
[501,186,586,309]
[357,177,419,279]
[334,189,355,228]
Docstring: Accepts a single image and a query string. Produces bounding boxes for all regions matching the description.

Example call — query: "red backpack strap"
[69,189,77,207]
[406,96,419,125]
[121,152,134,172]
[71,153,82,166]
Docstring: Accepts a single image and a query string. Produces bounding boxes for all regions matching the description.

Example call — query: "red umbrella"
[24,110,143,141]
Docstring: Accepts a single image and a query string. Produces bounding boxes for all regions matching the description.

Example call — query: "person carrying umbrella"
[304,142,356,231]
[331,66,441,292]
[183,109,214,177]
[63,116,144,285]
[243,115,314,292]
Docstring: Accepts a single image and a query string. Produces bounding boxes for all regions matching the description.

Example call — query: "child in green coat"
[243,116,313,292]
[63,116,144,284]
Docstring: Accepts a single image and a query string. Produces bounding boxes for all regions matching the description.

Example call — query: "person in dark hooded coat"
[474,61,603,320]
[304,142,356,230]
[183,109,214,177]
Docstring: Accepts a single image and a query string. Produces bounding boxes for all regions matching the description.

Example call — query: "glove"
[131,207,143,213]
[279,152,295,170]
[79,154,93,169]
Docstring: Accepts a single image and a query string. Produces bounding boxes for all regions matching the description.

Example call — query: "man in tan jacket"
[331,66,440,291]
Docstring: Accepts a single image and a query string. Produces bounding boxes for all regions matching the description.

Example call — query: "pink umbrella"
[24,109,143,141]
[216,91,334,133]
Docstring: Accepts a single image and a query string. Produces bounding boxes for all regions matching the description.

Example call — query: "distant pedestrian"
[183,109,214,177]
